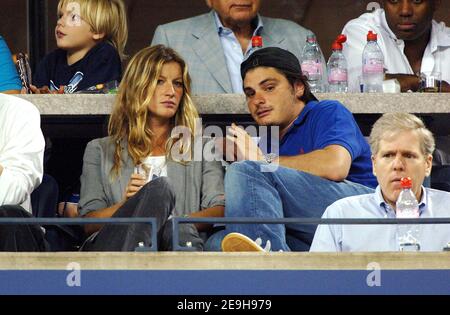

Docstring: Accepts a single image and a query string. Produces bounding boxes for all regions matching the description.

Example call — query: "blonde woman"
[78,45,225,251]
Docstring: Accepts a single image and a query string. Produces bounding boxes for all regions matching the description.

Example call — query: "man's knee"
[140,177,175,206]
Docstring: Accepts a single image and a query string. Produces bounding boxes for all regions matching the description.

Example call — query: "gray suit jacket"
[78,137,225,217]
[151,11,320,94]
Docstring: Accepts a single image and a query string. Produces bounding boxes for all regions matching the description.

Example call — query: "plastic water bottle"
[362,31,384,93]
[301,34,324,93]
[396,177,420,251]
[327,34,348,93]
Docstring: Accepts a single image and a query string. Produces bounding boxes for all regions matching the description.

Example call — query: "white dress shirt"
[0,94,44,212]
[342,8,450,92]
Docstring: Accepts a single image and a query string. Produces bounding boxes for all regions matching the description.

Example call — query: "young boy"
[32,0,128,94]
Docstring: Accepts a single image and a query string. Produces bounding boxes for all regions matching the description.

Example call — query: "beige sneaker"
[221,232,268,252]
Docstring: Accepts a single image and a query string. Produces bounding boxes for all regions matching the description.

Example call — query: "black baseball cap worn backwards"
[240,47,302,80]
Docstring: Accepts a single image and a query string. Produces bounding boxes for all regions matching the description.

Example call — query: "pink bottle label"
[301,61,322,76]
[363,60,383,74]
[329,69,348,82]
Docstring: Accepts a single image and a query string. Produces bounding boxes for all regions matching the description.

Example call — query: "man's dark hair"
[241,47,318,103]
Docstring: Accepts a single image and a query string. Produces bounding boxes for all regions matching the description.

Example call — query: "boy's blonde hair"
[58,0,128,60]
[108,45,199,178]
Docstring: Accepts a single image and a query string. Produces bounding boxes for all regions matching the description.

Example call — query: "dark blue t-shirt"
[271,100,377,188]
[34,42,122,93]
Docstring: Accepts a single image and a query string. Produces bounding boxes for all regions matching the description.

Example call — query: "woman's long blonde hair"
[57,0,128,60]
[108,45,199,178]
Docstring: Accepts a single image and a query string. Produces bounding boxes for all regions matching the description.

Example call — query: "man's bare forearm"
[83,201,125,236]
[385,73,420,92]
[277,145,352,182]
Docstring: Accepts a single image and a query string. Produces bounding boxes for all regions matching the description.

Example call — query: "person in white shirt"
[342,1,450,93]
[0,94,46,251]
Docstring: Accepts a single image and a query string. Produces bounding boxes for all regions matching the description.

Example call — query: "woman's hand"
[124,173,147,200]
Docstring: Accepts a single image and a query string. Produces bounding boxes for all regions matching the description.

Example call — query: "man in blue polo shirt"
[209,47,376,252]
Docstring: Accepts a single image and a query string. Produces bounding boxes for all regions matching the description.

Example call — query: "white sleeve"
[0,99,44,208]
[342,20,372,92]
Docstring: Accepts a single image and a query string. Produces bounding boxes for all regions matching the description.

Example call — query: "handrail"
[2,216,449,252]
[0,217,158,252]
[171,217,450,251]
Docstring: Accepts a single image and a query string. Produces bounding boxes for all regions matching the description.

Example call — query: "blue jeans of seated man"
[206,161,374,252]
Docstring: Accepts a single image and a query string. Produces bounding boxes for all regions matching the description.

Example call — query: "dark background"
[2,0,450,72]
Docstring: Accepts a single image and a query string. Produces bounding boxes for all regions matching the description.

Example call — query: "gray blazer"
[78,136,225,217]
[151,11,321,94]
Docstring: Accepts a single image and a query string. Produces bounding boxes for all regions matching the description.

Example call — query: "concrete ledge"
[16,93,450,115]
[1,252,450,270]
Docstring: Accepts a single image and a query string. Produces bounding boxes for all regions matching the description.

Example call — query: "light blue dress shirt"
[213,12,263,93]
[310,186,450,252]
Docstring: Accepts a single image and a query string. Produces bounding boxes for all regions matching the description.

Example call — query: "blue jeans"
[206,161,374,251]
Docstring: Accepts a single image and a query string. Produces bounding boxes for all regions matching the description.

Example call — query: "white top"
[342,8,450,92]
[141,156,167,182]
[0,94,45,212]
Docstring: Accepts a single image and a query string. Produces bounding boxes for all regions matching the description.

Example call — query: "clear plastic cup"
[134,164,153,183]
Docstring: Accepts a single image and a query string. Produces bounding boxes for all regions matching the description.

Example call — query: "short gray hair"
[369,113,435,156]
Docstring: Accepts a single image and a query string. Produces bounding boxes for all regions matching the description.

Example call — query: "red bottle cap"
[331,41,342,50]
[367,31,378,41]
[336,34,347,44]
[252,36,263,48]
[400,177,412,189]
[331,34,347,50]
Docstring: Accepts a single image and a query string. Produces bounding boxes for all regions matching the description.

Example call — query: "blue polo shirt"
[277,100,377,188]
[0,36,21,92]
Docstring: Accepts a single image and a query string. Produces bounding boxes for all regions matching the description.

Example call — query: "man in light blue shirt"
[311,113,450,252]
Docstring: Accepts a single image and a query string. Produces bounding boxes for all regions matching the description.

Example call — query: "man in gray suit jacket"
[151,0,324,94]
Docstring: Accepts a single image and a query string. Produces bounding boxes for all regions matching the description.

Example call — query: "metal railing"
[0,217,158,252]
[172,217,450,251]
[1,216,450,252]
